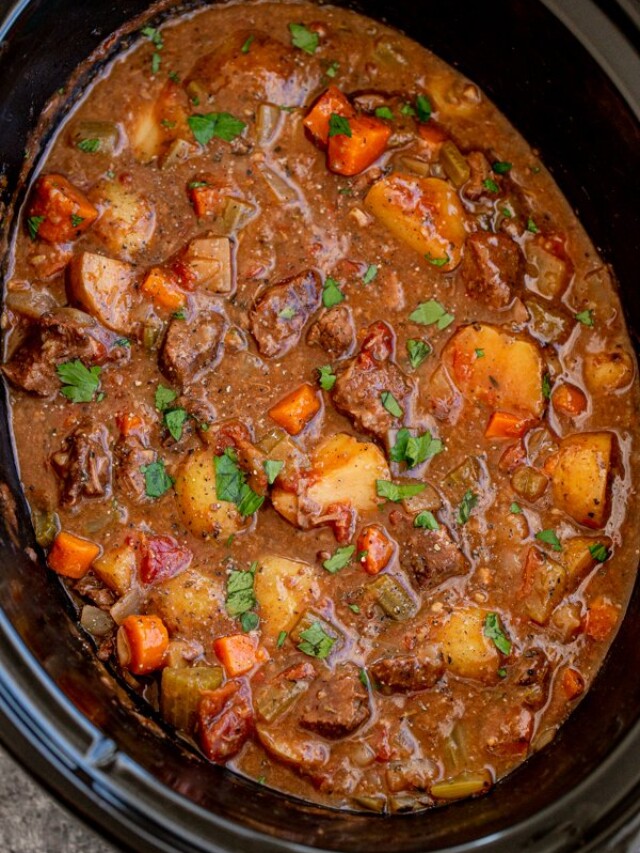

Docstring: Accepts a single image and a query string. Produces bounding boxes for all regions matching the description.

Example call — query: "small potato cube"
[89,180,155,260]
[525,241,568,299]
[365,174,466,270]
[521,547,566,625]
[551,432,613,528]
[583,349,634,393]
[148,568,224,637]
[560,536,611,586]
[28,173,98,244]
[254,555,317,638]
[443,324,544,418]
[93,544,137,596]
[174,449,247,539]
[129,101,163,164]
[181,235,233,293]
[67,251,134,333]
[437,607,499,683]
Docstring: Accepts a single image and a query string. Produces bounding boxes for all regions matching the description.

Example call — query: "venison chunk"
[370,652,444,694]
[50,421,112,506]
[307,305,356,357]
[461,231,521,309]
[159,309,226,387]
[249,269,321,358]
[298,664,370,739]
[401,524,469,588]
[197,680,254,763]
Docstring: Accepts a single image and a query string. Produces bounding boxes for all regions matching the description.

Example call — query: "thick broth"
[3,0,640,813]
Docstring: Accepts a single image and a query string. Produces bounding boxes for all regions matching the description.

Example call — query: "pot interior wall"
[0,1,639,851]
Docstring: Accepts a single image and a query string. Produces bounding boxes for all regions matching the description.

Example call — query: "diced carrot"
[117,615,169,675]
[116,411,146,438]
[542,452,559,477]
[356,525,394,575]
[214,634,258,677]
[552,383,588,417]
[303,86,355,146]
[188,179,228,218]
[484,411,533,439]
[28,173,98,243]
[584,596,619,641]
[268,383,321,435]
[327,116,392,176]
[498,440,526,473]
[561,667,585,700]
[417,122,449,151]
[48,531,101,579]
[141,267,186,311]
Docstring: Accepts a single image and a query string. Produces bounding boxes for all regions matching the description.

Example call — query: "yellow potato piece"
[583,349,634,393]
[148,568,223,637]
[254,555,317,638]
[174,449,248,539]
[93,544,136,596]
[551,432,613,529]
[67,251,134,333]
[437,607,499,683]
[89,180,155,260]
[560,536,611,586]
[365,174,466,270]
[443,324,544,417]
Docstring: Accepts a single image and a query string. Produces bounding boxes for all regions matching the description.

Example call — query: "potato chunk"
[550,432,613,528]
[437,607,499,683]
[365,174,466,270]
[148,568,224,637]
[93,544,136,596]
[272,433,389,529]
[89,180,155,260]
[254,555,317,638]
[521,547,566,625]
[67,252,135,333]
[583,349,634,393]
[443,324,544,418]
[174,449,248,539]
[181,235,233,293]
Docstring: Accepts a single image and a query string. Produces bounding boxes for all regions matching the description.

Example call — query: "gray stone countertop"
[0,745,116,852]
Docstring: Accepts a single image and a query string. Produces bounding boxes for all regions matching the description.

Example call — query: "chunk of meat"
[331,322,414,440]
[307,305,356,357]
[401,523,469,588]
[159,309,226,387]
[249,270,321,358]
[197,679,254,763]
[114,434,156,502]
[370,651,444,694]
[464,151,493,200]
[50,421,112,507]
[2,308,128,396]
[140,534,193,585]
[512,647,550,708]
[298,664,370,739]
[460,232,522,309]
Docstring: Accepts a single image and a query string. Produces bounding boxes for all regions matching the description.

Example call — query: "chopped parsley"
[164,407,188,441]
[348,604,360,614]
[26,215,45,240]
[526,217,540,234]
[168,70,180,83]
[298,621,335,659]
[160,118,176,129]
[510,502,522,514]
[376,480,426,502]
[263,459,284,485]
[317,364,337,391]
[414,511,439,530]
[362,263,378,284]
[241,612,259,632]
[155,384,177,412]
[322,276,344,308]
[425,252,450,268]
[141,26,163,48]
[225,564,256,617]
[409,299,455,330]
[484,612,512,655]
[475,348,485,358]
[390,428,443,468]
[492,161,512,174]
[400,102,416,117]
[415,94,432,122]
[71,214,85,228]
[141,460,173,499]
[288,22,319,54]
[535,528,562,552]
[456,489,478,525]
[214,448,265,516]
[151,51,162,75]
[542,374,552,400]
[56,360,101,403]
[188,180,208,189]
[77,137,101,153]
[278,306,297,320]
[241,34,254,54]
[114,338,130,347]
[575,309,594,327]
[276,630,288,648]
[172,308,187,320]
[406,339,431,369]
[501,207,513,219]
[325,60,340,78]
[359,668,371,689]
[188,112,246,145]
[483,178,500,194]
[374,106,394,120]
[323,545,355,574]
[381,391,403,418]
[589,542,610,563]
[328,113,352,138]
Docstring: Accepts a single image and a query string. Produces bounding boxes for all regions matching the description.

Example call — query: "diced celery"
[161,666,224,732]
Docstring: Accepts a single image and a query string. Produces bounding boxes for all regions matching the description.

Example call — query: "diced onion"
[80,605,114,638]
[258,164,299,204]
[256,104,283,147]
[110,587,143,625]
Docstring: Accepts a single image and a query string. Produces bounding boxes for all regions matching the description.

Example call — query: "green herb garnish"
[27,215,45,240]
[298,621,335,659]
[323,545,355,574]
[362,264,378,284]
[390,427,443,468]
[406,339,431,369]
[575,309,594,327]
[409,298,455,330]
[456,489,478,525]
[141,460,173,498]
[264,459,284,485]
[322,276,344,308]
[288,22,320,54]
[56,360,101,403]
[414,511,439,530]
[328,113,352,138]
[376,480,426,502]
[225,564,256,617]
[317,364,337,391]
[188,112,246,145]
[484,612,512,655]
[535,528,562,552]
[381,391,403,418]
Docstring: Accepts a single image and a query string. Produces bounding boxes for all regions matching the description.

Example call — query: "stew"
[3,0,640,814]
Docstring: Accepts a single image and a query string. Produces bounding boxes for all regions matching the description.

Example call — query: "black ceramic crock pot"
[0,1,639,851]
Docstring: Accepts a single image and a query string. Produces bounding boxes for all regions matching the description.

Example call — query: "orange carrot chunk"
[28,173,98,243]
[303,86,355,146]
[552,383,588,417]
[484,411,533,439]
[562,667,585,700]
[141,268,186,311]
[268,383,321,435]
[584,596,619,641]
[356,525,394,575]
[48,531,100,579]
[214,634,258,677]
[117,615,169,675]
[188,180,228,218]
[327,116,392,176]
